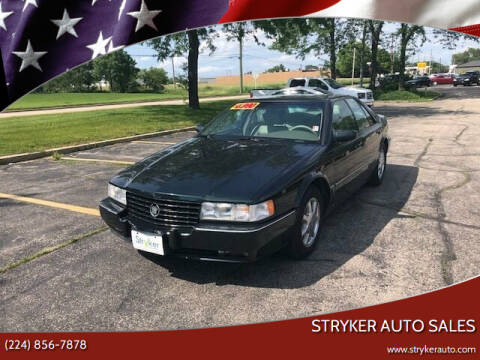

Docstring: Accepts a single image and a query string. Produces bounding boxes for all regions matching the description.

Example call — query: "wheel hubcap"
[301,198,320,247]
[378,149,385,179]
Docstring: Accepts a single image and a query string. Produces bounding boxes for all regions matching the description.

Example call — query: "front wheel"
[369,145,387,186]
[288,187,324,259]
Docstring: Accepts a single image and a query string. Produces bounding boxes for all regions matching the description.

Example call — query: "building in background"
[456,60,480,74]
[215,69,332,87]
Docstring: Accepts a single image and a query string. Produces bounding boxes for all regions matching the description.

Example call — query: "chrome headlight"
[200,200,275,222]
[108,184,126,205]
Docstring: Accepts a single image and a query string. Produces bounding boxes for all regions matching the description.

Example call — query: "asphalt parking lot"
[1,86,480,331]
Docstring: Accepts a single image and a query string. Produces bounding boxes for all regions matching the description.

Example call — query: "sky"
[125,20,480,79]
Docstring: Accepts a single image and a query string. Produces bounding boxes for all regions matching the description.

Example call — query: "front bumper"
[99,198,297,262]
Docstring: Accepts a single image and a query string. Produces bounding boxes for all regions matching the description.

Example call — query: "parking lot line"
[132,141,177,145]
[62,157,135,165]
[0,192,100,216]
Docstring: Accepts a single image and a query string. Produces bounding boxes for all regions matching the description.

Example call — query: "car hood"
[111,137,323,203]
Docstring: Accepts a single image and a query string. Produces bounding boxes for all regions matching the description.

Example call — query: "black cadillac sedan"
[100,95,390,262]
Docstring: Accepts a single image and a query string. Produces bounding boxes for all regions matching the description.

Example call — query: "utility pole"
[351,47,356,86]
[390,34,395,74]
[428,50,433,75]
[239,36,243,94]
[171,57,176,88]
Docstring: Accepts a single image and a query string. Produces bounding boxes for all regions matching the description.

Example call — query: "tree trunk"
[329,19,337,79]
[187,30,200,109]
[370,35,379,90]
[359,21,367,88]
[398,25,408,91]
[369,21,383,91]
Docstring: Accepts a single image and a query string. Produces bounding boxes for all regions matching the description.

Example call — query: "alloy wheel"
[301,197,321,247]
[378,148,386,179]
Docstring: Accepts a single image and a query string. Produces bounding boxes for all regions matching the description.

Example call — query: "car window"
[307,79,328,91]
[332,100,358,132]
[345,99,375,130]
[289,79,306,87]
[201,102,325,141]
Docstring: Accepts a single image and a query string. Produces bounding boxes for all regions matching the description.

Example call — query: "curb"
[0,127,195,165]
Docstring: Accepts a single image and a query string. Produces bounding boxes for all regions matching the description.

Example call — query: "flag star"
[91,0,111,6]
[127,0,161,32]
[118,0,126,20]
[87,31,111,59]
[13,40,47,72]
[107,40,124,53]
[0,2,13,31]
[51,9,82,40]
[22,0,37,12]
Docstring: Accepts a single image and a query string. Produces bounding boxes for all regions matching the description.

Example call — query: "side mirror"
[334,130,357,142]
[377,114,386,123]
[195,125,204,133]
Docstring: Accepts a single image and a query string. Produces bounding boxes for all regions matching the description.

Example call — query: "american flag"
[0,0,228,111]
[1,0,479,112]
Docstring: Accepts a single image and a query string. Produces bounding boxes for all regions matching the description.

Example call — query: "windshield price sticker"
[231,102,260,110]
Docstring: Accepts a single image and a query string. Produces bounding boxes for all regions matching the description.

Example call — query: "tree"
[368,21,384,90]
[255,18,352,79]
[149,28,216,109]
[93,50,138,92]
[265,64,287,73]
[452,48,480,65]
[139,67,168,92]
[396,24,426,90]
[336,41,371,78]
[40,61,96,93]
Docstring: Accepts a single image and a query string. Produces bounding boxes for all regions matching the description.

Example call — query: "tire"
[287,187,324,259]
[369,144,387,186]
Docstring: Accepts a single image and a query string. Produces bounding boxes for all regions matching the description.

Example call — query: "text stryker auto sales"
[312,319,476,333]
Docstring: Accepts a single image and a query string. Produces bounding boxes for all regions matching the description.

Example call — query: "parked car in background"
[100,95,389,262]
[404,76,432,89]
[251,86,329,99]
[453,71,480,86]
[429,74,454,85]
[287,77,374,106]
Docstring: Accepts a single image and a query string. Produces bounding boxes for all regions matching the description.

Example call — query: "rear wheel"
[369,144,387,186]
[288,187,324,259]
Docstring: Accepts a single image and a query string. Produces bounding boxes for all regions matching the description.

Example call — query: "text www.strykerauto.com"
[386,345,476,355]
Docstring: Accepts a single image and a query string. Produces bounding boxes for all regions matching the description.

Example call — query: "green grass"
[6,83,273,111]
[374,89,441,102]
[7,92,186,111]
[0,100,234,156]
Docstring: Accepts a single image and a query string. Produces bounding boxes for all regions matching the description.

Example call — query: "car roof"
[239,94,348,103]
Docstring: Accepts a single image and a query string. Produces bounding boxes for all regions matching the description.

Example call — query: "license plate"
[131,230,164,256]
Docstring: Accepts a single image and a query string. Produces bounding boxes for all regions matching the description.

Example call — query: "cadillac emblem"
[149,204,160,218]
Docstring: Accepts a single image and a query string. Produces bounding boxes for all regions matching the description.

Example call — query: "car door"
[327,99,364,193]
[345,98,382,175]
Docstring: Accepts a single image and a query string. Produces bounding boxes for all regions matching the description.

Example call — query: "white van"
[287,77,374,106]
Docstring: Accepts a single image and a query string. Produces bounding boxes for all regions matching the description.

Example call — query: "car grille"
[126,192,201,227]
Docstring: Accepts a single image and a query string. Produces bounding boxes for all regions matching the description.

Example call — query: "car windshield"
[322,78,344,89]
[200,102,325,141]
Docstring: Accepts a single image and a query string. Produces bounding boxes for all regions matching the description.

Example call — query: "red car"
[430,74,454,85]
